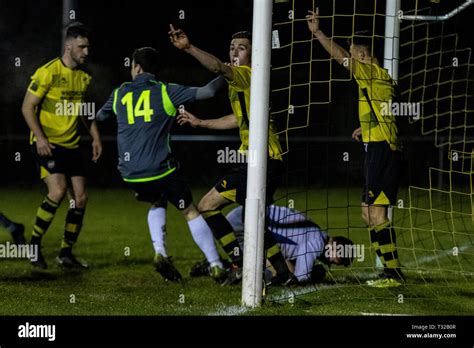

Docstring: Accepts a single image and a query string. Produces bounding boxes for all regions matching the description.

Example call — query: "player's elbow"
[210,61,223,75]
[21,102,33,118]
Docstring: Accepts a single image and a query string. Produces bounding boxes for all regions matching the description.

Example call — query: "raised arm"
[306,8,351,70]
[169,24,234,80]
[177,110,238,130]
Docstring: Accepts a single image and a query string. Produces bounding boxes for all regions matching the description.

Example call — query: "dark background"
[0,0,472,191]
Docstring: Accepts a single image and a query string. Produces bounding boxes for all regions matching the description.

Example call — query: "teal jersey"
[96,73,197,182]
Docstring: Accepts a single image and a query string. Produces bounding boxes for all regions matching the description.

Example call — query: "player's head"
[64,22,90,66]
[131,47,159,79]
[325,236,355,267]
[230,31,252,67]
[348,30,374,62]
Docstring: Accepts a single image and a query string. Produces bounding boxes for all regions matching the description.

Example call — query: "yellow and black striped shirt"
[353,60,400,151]
[27,58,92,148]
[227,65,283,161]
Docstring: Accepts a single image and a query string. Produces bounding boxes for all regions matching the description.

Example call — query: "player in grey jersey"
[96,47,228,283]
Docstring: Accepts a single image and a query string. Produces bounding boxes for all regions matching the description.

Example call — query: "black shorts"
[362,142,401,206]
[31,144,87,180]
[214,159,284,205]
[129,168,193,210]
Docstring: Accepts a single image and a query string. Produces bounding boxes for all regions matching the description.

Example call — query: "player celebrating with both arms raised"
[169,25,296,286]
[307,8,404,287]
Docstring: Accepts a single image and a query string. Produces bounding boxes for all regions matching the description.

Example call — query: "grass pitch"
[0,187,473,316]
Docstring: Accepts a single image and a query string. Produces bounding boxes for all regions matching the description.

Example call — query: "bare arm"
[169,24,234,80]
[177,110,238,130]
[306,9,351,70]
[21,91,55,156]
[80,118,103,162]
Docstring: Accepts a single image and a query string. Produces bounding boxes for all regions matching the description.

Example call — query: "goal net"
[263,0,474,309]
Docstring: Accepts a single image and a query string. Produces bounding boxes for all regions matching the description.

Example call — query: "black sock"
[31,196,60,246]
[60,208,85,257]
[264,229,290,276]
[203,212,243,266]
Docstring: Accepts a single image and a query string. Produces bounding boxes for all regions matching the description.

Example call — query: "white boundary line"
[404,244,473,267]
[208,305,250,316]
[206,243,474,315]
[360,312,411,316]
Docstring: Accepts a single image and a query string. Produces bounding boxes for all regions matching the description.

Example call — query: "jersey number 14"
[121,90,154,124]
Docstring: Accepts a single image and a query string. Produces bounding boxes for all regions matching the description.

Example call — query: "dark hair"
[332,236,355,267]
[232,31,252,43]
[348,30,373,51]
[65,22,90,40]
[132,47,159,74]
[348,30,382,60]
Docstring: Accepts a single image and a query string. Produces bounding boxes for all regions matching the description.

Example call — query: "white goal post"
[242,0,273,307]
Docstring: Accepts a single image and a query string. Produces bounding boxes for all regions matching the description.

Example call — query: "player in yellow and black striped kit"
[21,23,102,269]
[169,26,296,286]
[307,8,404,287]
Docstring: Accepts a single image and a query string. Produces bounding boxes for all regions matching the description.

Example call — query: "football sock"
[60,207,85,256]
[147,206,167,257]
[374,220,403,278]
[202,211,243,266]
[31,196,59,246]
[369,226,384,265]
[0,213,17,233]
[264,229,290,276]
[187,215,222,267]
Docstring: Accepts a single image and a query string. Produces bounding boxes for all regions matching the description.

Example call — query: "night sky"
[0,0,472,186]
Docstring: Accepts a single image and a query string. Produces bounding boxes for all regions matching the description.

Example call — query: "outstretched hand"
[169,24,191,50]
[306,8,320,35]
[177,110,201,128]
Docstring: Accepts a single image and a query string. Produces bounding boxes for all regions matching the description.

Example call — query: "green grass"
[0,187,473,316]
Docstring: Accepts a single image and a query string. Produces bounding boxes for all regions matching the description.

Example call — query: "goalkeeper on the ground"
[191,205,355,285]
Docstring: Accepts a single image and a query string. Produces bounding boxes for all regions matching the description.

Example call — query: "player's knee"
[197,197,212,213]
[181,204,199,221]
[48,186,67,203]
[369,214,386,227]
[367,208,386,227]
[74,191,88,208]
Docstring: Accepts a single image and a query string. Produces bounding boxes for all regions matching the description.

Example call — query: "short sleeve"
[28,67,53,98]
[228,66,251,91]
[166,84,197,107]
